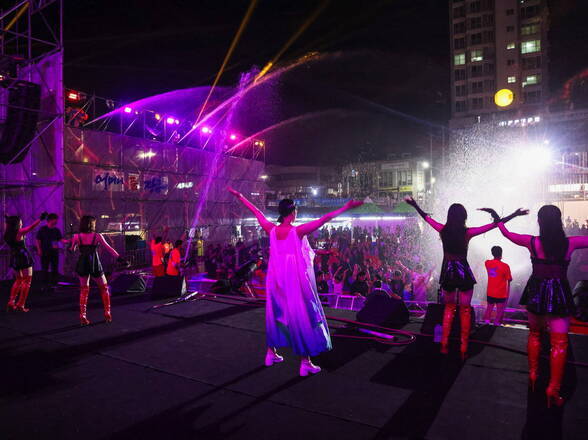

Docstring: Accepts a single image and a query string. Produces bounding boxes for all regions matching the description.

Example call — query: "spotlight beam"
[195,0,259,124]
[255,0,330,82]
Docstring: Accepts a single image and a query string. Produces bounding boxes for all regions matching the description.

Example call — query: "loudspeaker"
[110,274,146,295]
[0,80,42,164]
[573,280,588,322]
[151,275,187,299]
[356,293,409,328]
[421,303,476,335]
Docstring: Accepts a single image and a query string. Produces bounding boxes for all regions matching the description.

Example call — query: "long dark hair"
[79,215,96,233]
[277,199,296,223]
[538,205,568,260]
[440,203,468,253]
[3,215,21,244]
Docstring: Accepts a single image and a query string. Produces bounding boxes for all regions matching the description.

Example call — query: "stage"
[1,285,587,440]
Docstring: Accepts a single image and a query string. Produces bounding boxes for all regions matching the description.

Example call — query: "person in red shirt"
[483,246,512,325]
[166,240,183,276]
[150,226,168,277]
[150,237,166,277]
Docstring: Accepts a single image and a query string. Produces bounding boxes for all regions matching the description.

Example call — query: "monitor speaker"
[151,275,187,299]
[110,274,146,295]
[356,294,409,328]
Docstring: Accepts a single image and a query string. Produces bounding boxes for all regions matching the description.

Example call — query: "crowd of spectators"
[204,222,437,302]
[565,217,588,236]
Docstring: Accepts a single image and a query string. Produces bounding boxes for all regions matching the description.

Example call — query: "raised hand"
[514,208,529,217]
[478,207,500,223]
[404,196,417,207]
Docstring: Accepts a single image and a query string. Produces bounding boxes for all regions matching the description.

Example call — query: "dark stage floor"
[1,285,587,440]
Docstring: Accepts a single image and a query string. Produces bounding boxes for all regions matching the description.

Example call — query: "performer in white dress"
[228,188,362,376]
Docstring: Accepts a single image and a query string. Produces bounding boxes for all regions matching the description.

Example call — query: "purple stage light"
[201,126,212,134]
[124,107,133,113]
[166,117,175,124]
[229,134,237,141]
[175,119,180,125]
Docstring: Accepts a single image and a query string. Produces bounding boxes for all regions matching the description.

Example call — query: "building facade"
[341,158,432,204]
[449,0,549,129]
[263,165,342,208]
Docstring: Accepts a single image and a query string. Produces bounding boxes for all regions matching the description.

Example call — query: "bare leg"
[494,302,507,325]
[483,303,495,323]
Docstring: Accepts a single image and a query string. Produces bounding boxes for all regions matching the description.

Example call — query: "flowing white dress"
[265,226,332,356]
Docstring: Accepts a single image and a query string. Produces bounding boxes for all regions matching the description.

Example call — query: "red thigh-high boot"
[527,330,541,391]
[79,286,90,326]
[459,305,472,360]
[99,285,112,323]
[6,277,22,311]
[546,332,568,407]
[440,303,457,354]
[15,276,32,312]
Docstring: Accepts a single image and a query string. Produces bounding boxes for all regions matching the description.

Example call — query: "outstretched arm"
[569,236,588,252]
[296,200,363,237]
[466,222,498,238]
[498,222,533,248]
[404,197,444,232]
[96,233,121,258]
[17,212,47,239]
[228,187,274,234]
[473,207,529,239]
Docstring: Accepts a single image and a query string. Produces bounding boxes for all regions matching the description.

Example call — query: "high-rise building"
[449,0,549,129]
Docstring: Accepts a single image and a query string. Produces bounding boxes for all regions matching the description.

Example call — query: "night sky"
[64,0,587,165]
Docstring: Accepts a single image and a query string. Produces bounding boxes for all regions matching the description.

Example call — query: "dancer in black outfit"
[405,197,523,358]
[70,215,125,325]
[5,213,46,312]
[485,204,588,407]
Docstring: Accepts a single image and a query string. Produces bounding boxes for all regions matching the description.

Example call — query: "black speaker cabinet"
[151,275,187,299]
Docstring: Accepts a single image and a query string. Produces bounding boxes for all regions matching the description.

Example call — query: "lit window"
[521,23,540,35]
[508,76,516,83]
[507,42,515,50]
[471,49,483,62]
[523,74,540,87]
[454,53,466,65]
[521,40,541,54]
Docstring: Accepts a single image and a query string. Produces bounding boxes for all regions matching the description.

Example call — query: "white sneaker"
[264,350,284,367]
[299,360,321,376]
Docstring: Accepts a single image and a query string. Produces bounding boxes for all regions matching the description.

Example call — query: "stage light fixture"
[229,134,237,141]
[166,117,175,124]
[155,113,161,121]
[124,107,133,113]
[175,119,180,125]
[67,91,80,101]
[201,126,212,134]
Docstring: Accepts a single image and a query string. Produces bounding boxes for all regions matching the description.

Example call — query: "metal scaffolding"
[0,0,64,277]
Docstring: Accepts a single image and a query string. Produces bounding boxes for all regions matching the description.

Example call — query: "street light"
[422,161,430,169]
